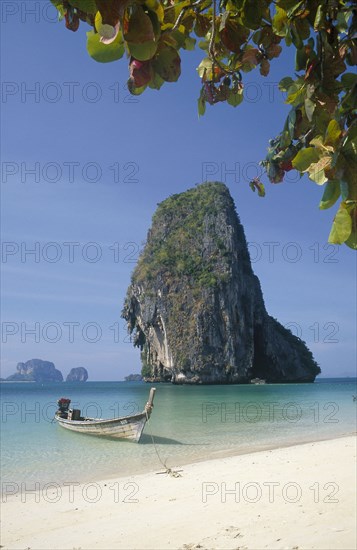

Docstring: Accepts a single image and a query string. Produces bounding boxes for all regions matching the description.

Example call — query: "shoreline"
[2,434,356,549]
[3,428,356,492]
[92,428,357,488]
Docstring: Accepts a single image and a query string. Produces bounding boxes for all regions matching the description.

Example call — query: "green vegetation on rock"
[134,182,232,288]
[122,182,320,384]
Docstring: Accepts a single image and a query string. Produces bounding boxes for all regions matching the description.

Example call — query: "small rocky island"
[5,360,89,382]
[122,182,320,384]
[6,359,63,382]
[66,367,88,382]
[124,374,143,381]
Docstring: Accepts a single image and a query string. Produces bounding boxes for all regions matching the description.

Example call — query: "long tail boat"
[55,388,156,442]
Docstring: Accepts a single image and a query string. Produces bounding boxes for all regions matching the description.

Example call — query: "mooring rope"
[145,410,183,478]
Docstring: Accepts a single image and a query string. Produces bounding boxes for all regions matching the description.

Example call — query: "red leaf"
[129,58,153,87]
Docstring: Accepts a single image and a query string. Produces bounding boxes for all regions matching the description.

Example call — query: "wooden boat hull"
[55,388,155,442]
[55,412,148,441]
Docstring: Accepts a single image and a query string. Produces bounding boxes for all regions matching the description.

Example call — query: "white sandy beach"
[2,435,356,550]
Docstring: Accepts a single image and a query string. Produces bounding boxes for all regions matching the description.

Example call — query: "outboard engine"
[57,397,71,415]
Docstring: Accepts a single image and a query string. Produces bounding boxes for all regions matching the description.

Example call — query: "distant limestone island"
[4,359,88,382]
[66,367,88,382]
[124,374,143,382]
[122,182,321,385]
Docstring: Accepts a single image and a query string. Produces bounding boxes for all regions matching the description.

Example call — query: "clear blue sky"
[1,2,356,380]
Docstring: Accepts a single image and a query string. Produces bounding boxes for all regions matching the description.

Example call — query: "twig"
[172,0,208,31]
[208,0,241,77]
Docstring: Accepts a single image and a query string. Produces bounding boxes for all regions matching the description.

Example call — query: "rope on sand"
[145,411,183,478]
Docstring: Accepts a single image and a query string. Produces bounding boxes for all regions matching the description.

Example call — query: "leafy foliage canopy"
[52,0,357,248]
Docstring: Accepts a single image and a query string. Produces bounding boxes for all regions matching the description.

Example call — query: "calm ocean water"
[1,379,356,489]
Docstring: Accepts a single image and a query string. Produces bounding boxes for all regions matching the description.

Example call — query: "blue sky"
[1,2,356,380]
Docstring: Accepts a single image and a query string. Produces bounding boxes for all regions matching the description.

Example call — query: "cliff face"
[122,182,320,384]
[66,367,88,382]
[7,359,63,382]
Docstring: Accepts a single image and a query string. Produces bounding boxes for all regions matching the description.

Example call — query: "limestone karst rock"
[124,374,143,381]
[66,367,88,382]
[7,359,63,382]
[122,182,320,384]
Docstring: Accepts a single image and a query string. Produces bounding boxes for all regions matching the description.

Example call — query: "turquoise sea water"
[1,379,356,489]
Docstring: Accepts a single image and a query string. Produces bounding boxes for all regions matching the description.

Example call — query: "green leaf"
[294,17,310,40]
[152,47,181,82]
[170,29,187,49]
[341,73,357,89]
[241,0,262,29]
[341,85,357,112]
[227,89,244,107]
[306,83,315,99]
[286,81,305,106]
[129,83,148,96]
[319,180,340,210]
[287,109,296,139]
[304,98,315,122]
[345,232,357,250]
[285,28,292,46]
[325,120,341,147]
[184,36,196,51]
[249,179,265,197]
[219,10,230,32]
[290,23,303,49]
[128,40,158,61]
[328,203,352,244]
[125,6,155,43]
[86,30,124,63]
[279,76,294,92]
[341,127,357,165]
[198,39,209,51]
[314,4,326,31]
[307,155,331,185]
[279,130,291,148]
[148,72,165,90]
[197,58,215,80]
[340,181,349,201]
[336,10,352,33]
[277,0,304,14]
[309,136,324,149]
[295,46,307,71]
[292,147,320,172]
[198,92,206,116]
[272,6,288,36]
[345,205,357,249]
